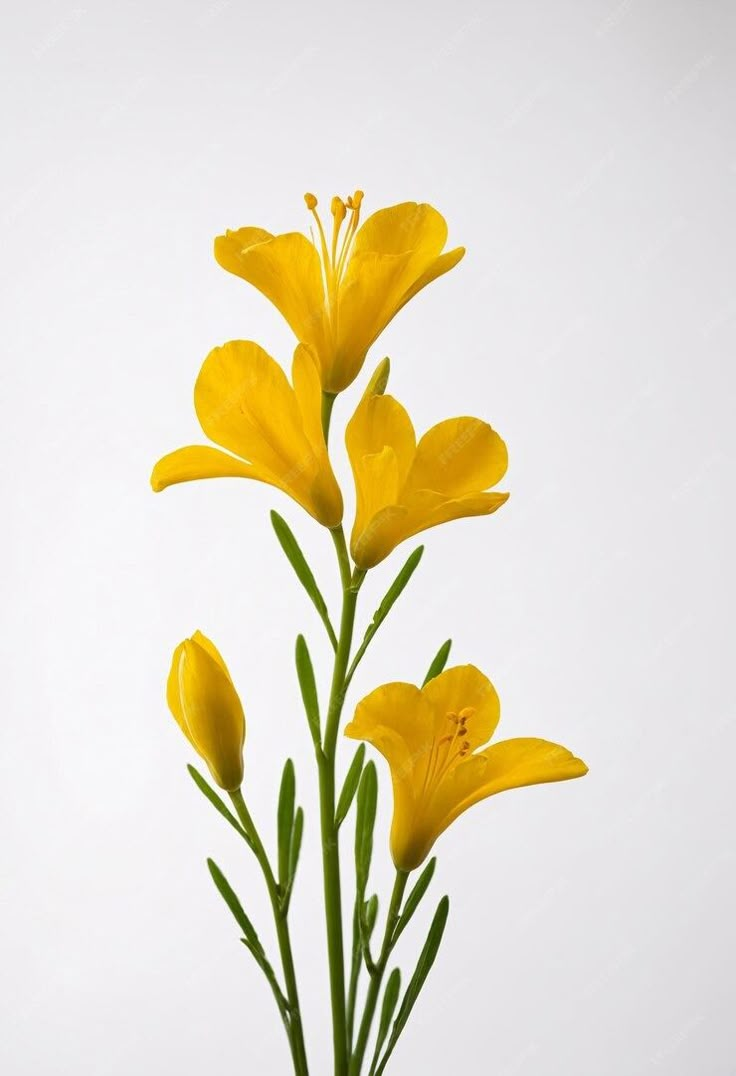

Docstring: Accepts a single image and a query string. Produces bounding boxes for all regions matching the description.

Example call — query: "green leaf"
[288,806,304,884]
[346,547,424,685]
[364,893,379,938]
[370,968,402,1076]
[295,635,321,748]
[335,744,366,828]
[277,759,296,889]
[393,858,436,943]
[355,761,378,895]
[375,896,450,1076]
[422,639,452,686]
[187,765,251,846]
[207,858,262,952]
[271,511,337,650]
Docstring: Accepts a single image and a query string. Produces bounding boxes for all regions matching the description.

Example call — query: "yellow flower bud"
[166,631,245,791]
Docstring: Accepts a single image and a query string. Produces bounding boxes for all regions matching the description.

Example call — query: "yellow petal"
[351,202,448,260]
[352,489,509,569]
[406,418,508,497]
[178,637,246,791]
[166,641,192,746]
[214,229,329,358]
[151,445,255,491]
[329,204,451,390]
[346,392,416,555]
[290,343,344,527]
[346,681,434,781]
[395,247,466,313]
[440,738,588,834]
[421,664,501,750]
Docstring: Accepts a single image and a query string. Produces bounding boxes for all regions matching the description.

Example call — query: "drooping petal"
[437,738,589,836]
[214,229,329,357]
[421,664,501,750]
[406,418,508,498]
[151,445,256,491]
[177,637,246,791]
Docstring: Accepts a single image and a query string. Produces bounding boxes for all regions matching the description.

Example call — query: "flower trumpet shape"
[346,375,509,569]
[167,631,246,791]
[346,665,588,871]
[151,341,343,528]
[214,191,464,393]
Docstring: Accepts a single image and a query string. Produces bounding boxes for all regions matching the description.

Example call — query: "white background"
[2,1,734,1073]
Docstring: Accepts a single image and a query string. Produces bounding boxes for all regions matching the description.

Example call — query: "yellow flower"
[151,340,343,528]
[214,192,464,393]
[167,631,246,791]
[346,665,588,871]
[345,374,509,569]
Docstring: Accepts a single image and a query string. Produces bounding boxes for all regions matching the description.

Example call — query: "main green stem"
[230,790,309,1076]
[319,526,360,1075]
[350,871,408,1076]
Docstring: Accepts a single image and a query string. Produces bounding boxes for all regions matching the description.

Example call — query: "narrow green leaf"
[375,896,450,1076]
[393,858,436,942]
[422,639,452,686]
[277,759,296,888]
[271,511,337,650]
[346,547,424,685]
[364,893,379,938]
[288,806,304,885]
[369,968,402,1076]
[187,765,251,846]
[335,744,366,827]
[207,858,262,952]
[295,635,321,748]
[355,761,378,894]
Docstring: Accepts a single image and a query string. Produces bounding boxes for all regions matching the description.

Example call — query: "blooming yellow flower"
[346,665,587,871]
[151,340,343,527]
[214,192,464,394]
[345,374,509,569]
[167,631,246,791]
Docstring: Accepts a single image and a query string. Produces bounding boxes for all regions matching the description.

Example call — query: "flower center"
[420,707,476,799]
[303,190,364,323]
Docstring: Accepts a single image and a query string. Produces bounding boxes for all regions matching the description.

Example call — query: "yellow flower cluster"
[154,190,586,871]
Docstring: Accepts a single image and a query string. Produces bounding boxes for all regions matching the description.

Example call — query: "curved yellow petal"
[195,341,306,469]
[177,637,246,791]
[329,204,452,390]
[346,392,416,556]
[214,229,329,356]
[346,681,434,780]
[407,418,508,498]
[395,247,466,313]
[352,490,509,569]
[351,202,448,260]
[213,226,274,275]
[421,664,500,750]
[166,640,191,745]
[151,445,255,491]
[290,344,344,527]
[439,738,588,836]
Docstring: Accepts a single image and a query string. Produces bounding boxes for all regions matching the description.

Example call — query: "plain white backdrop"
[2,1,734,1073]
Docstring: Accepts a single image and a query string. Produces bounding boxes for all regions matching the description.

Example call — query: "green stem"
[346,899,362,1047]
[321,391,336,443]
[230,790,309,1076]
[350,871,409,1076]
[318,526,362,1075]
